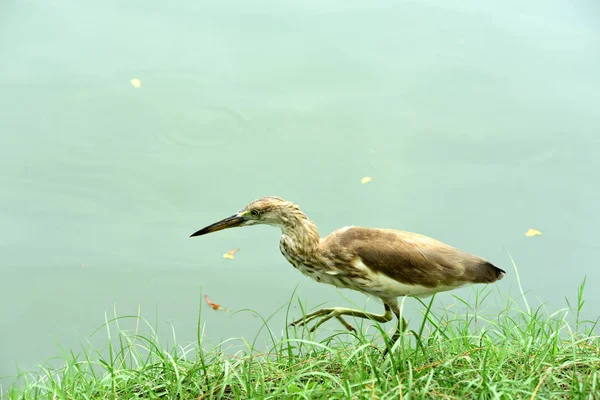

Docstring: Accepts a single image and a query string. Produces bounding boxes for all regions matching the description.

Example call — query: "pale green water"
[1,0,600,386]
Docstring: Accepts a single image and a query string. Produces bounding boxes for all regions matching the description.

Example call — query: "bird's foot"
[289,308,331,327]
[290,307,356,333]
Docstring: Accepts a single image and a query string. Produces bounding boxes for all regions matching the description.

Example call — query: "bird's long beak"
[190,214,246,237]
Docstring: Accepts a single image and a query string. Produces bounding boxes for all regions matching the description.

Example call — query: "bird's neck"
[279,213,320,256]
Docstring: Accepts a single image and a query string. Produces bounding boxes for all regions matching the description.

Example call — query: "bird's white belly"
[296,261,464,298]
[356,260,470,298]
[365,272,458,298]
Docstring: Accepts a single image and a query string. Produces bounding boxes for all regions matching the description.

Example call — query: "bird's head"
[190,196,301,237]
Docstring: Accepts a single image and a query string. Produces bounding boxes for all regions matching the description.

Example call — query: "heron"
[190,196,505,352]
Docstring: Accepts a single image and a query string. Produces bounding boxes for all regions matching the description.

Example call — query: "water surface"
[1,0,599,386]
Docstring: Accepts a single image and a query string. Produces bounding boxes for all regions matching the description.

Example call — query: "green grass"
[3,271,600,399]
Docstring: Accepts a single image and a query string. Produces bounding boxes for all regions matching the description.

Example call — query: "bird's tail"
[479,261,506,283]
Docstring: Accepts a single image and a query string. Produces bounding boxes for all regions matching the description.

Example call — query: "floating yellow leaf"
[525,228,542,237]
[223,248,240,259]
[130,78,142,88]
[361,176,372,184]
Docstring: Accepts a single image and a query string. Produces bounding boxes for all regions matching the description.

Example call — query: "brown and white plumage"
[191,196,505,352]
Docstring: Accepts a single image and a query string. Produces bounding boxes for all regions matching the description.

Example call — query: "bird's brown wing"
[321,227,504,288]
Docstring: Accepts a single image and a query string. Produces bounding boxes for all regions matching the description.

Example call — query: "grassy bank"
[3,277,600,399]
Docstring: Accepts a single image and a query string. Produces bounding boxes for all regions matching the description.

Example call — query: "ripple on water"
[33,69,248,218]
[44,68,248,152]
[130,68,249,149]
[155,105,247,149]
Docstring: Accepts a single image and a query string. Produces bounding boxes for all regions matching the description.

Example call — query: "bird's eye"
[250,210,259,217]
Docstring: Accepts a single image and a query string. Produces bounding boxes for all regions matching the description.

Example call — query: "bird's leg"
[290,304,394,333]
[382,300,408,356]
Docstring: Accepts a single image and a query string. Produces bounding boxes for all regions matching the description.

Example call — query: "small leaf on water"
[525,228,542,237]
[130,78,142,88]
[361,176,372,184]
[223,248,240,259]
[204,295,222,310]
[204,295,231,312]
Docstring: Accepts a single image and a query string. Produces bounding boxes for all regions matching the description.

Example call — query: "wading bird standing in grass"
[191,196,505,352]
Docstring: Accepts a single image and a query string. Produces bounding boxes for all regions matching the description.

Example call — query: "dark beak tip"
[189,229,205,238]
[189,214,245,238]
